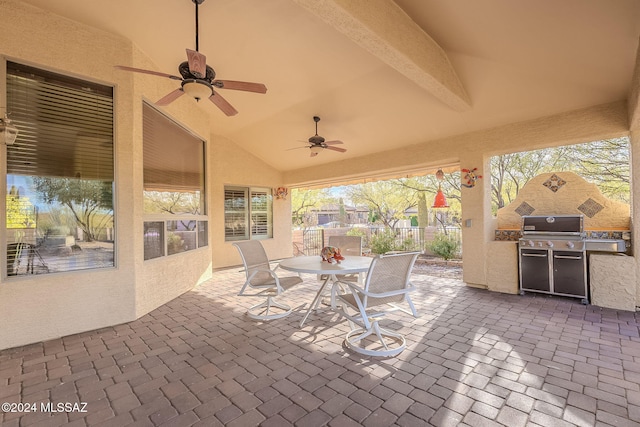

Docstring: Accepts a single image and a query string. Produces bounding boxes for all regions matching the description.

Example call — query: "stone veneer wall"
[496,171,630,232]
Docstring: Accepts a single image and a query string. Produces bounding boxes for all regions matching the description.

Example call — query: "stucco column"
[630,131,640,305]
[459,153,491,287]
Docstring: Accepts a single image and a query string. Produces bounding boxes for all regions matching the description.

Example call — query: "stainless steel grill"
[518,215,589,303]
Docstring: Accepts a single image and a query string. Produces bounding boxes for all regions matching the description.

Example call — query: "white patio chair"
[331,252,419,357]
[233,241,303,320]
[319,235,363,282]
[328,235,363,257]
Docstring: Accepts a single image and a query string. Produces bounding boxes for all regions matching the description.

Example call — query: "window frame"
[224,186,273,241]
[142,102,208,260]
[3,59,116,277]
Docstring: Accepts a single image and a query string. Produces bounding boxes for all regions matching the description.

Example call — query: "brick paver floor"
[1,267,639,426]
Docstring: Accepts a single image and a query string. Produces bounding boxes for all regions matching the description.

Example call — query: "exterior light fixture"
[182,80,213,102]
[0,113,19,145]
[310,145,322,155]
[432,168,449,209]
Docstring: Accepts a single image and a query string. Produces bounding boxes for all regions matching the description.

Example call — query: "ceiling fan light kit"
[310,145,323,155]
[114,0,266,116]
[182,80,212,101]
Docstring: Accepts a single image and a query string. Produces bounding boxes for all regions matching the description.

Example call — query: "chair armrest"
[343,281,416,299]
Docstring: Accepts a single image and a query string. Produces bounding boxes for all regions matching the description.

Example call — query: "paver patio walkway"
[1,266,639,426]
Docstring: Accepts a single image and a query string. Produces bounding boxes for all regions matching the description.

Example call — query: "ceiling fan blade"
[213,80,267,94]
[156,89,185,106]
[186,49,207,79]
[286,146,309,151]
[325,146,347,153]
[209,90,238,116]
[324,140,344,145]
[114,65,182,81]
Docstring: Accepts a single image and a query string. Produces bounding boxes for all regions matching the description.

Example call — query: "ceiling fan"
[114,0,266,116]
[292,116,347,157]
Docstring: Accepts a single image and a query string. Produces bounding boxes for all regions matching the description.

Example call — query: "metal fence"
[292,226,462,257]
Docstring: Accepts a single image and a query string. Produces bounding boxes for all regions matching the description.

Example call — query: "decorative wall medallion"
[542,174,566,192]
[577,198,604,218]
[515,201,535,216]
[273,187,288,200]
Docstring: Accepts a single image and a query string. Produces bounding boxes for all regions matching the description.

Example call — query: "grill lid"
[521,215,583,234]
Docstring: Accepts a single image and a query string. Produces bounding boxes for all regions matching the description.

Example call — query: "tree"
[561,138,630,202]
[144,191,202,215]
[33,177,113,241]
[490,138,630,212]
[390,174,462,230]
[6,186,36,230]
[338,198,347,225]
[291,188,332,227]
[346,180,418,229]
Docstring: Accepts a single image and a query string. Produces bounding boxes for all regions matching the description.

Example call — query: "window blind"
[251,190,270,237]
[143,103,204,193]
[224,188,248,240]
[6,62,114,180]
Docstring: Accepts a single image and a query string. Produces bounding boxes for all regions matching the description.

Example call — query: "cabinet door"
[552,251,587,297]
[519,249,550,292]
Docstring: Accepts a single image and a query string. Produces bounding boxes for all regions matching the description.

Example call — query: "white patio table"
[279,255,372,327]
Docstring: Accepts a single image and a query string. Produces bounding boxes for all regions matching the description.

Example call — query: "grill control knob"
[546,241,554,248]
[567,241,575,249]
[537,242,543,247]
[528,240,534,247]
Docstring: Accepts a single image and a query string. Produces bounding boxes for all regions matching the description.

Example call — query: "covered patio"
[1,268,639,426]
[2,0,640,425]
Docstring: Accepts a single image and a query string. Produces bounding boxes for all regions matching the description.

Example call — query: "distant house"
[311,204,369,226]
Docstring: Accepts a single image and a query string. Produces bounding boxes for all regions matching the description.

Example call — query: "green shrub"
[398,237,416,251]
[346,227,368,246]
[428,233,460,261]
[370,229,397,254]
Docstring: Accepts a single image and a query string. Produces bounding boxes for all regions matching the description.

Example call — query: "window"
[224,186,272,241]
[5,62,114,276]
[142,103,207,260]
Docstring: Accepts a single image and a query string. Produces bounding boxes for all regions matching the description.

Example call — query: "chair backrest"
[233,241,273,284]
[328,235,362,256]
[363,252,419,305]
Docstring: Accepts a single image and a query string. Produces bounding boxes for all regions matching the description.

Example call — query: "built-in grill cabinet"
[518,215,589,304]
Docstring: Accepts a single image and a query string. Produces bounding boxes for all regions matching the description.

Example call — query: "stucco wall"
[496,171,630,230]
[485,241,519,294]
[590,254,637,311]
[0,1,135,349]
[0,1,216,349]
[209,134,291,268]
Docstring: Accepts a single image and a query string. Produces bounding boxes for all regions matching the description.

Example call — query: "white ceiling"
[19,0,640,172]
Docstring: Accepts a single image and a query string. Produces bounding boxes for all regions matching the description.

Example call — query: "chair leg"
[247,296,292,320]
[344,321,407,357]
